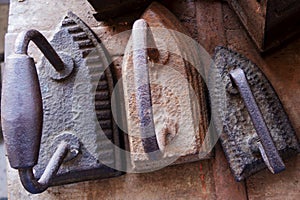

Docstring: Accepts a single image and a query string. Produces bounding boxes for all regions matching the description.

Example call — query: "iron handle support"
[229,68,285,174]
[18,142,70,193]
[1,30,73,193]
[15,29,65,71]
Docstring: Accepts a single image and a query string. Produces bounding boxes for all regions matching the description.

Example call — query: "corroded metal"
[1,29,77,193]
[123,2,210,172]
[14,29,65,71]
[18,141,69,194]
[2,12,123,193]
[230,68,285,174]
[212,47,299,181]
[34,12,123,186]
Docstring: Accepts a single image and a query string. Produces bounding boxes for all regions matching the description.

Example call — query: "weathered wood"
[8,161,217,200]
[195,1,248,199]
[247,156,300,200]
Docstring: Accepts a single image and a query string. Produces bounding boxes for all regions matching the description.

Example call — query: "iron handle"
[2,54,43,169]
[1,29,73,193]
[18,142,69,193]
[15,29,65,71]
[229,68,285,174]
[132,19,161,156]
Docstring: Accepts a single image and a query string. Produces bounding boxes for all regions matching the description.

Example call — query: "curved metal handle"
[229,68,285,174]
[15,29,65,71]
[1,30,70,193]
[132,19,160,155]
[19,142,69,193]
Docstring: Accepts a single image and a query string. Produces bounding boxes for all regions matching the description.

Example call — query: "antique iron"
[2,12,123,193]
[226,0,300,52]
[122,2,210,172]
[211,47,299,181]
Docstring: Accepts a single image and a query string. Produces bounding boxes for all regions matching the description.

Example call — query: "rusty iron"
[3,52,43,169]
[132,19,160,154]
[1,29,79,193]
[226,0,300,52]
[18,141,69,194]
[33,12,123,187]
[14,29,65,71]
[2,12,123,193]
[229,68,285,174]
[212,47,299,181]
[122,2,211,172]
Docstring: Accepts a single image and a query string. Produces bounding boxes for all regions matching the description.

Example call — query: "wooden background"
[5,0,300,199]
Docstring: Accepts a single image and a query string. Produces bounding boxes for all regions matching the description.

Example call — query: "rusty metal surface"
[2,54,43,169]
[229,68,285,174]
[226,0,300,52]
[32,12,123,185]
[18,141,69,194]
[2,29,72,170]
[1,29,83,193]
[212,46,299,181]
[14,29,65,71]
[123,2,210,172]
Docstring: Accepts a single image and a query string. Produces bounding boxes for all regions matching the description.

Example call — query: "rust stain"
[199,163,207,197]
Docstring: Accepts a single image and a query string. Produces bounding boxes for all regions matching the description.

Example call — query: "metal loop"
[15,29,65,71]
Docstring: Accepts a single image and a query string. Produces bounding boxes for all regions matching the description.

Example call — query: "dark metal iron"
[211,47,299,181]
[1,29,76,193]
[15,29,65,71]
[2,53,43,169]
[229,68,285,174]
[87,0,154,21]
[132,19,160,155]
[33,12,123,187]
[2,12,123,193]
[18,142,69,194]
